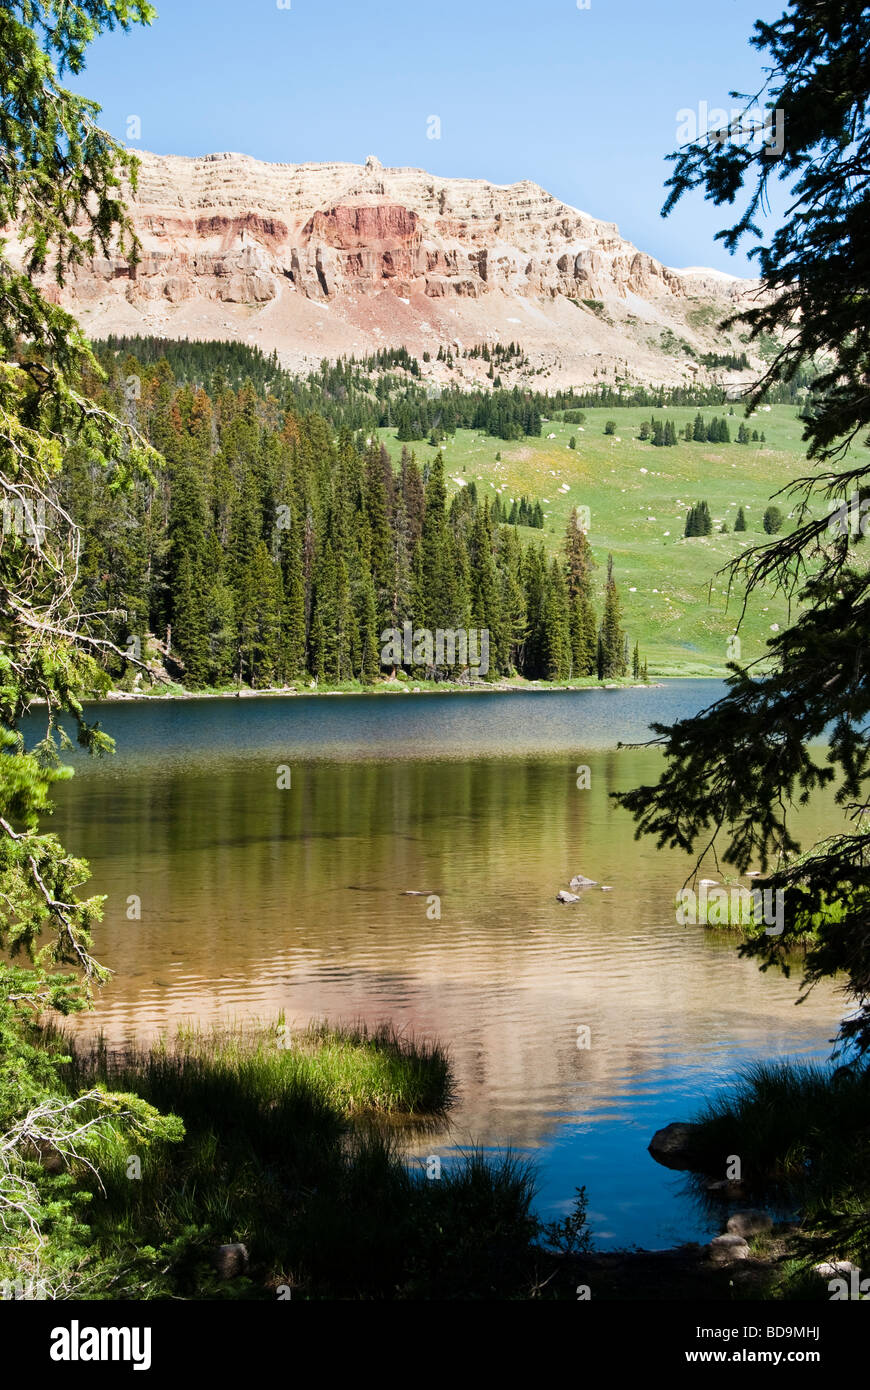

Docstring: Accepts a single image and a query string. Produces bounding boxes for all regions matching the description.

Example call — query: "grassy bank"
[6,1019,867,1299]
[73,1019,457,1120]
[692,872,846,945]
[1,1019,568,1300]
[689,1060,870,1208]
[680,1060,870,1297]
[554,1060,870,1302]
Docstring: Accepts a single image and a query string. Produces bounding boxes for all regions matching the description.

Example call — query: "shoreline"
[87,676,690,705]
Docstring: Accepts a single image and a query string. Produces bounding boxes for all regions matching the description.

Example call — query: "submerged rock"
[705,1178,745,1198]
[648,1121,701,1170]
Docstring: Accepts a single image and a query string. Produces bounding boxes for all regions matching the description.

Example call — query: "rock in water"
[648,1121,701,1170]
[705,1177,744,1197]
[569,874,598,889]
[556,890,581,903]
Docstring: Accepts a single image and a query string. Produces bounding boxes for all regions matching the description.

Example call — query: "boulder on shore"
[709,1234,751,1264]
[726,1210,772,1239]
[213,1243,249,1279]
[648,1121,701,1170]
[813,1260,858,1279]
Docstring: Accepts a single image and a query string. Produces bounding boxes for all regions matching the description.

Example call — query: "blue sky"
[75,0,790,275]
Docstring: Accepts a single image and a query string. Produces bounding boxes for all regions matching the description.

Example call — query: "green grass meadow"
[381,405,867,676]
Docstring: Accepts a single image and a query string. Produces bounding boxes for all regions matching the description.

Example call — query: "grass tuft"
[9,1018,560,1299]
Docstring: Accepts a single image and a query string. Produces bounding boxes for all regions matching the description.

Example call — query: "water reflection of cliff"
[55,753,843,1150]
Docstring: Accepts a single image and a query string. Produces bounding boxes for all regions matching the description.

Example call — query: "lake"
[33,681,845,1250]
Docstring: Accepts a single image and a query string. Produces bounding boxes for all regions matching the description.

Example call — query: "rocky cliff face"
[19,151,760,387]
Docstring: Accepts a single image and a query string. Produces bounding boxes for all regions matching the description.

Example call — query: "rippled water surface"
[34,683,844,1249]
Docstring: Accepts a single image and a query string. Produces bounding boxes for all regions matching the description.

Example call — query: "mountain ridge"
[25,150,763,388]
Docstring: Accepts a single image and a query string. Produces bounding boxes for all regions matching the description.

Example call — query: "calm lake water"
[32,682,845,1250]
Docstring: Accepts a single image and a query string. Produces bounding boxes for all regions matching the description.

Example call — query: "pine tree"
[391,490,416,640]
[205,575,238,686]
[469,500,502,676]
[312,529,344,681]
[564,509,597,676]
[168,460,210,685]
[0,0,175,1259]
[599,554,627,679]
[365,446,394,632]
[227,470,261,684]
[564,509,594,597]
[172,550,209,686]
[281,522,307,680]
[543,558,571,680]
[686,500,713,537]
[498,526,528,674]
[356,573,380,684]
[249,541,283,688]
[420,452,459,629]
[521,544,548,678]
